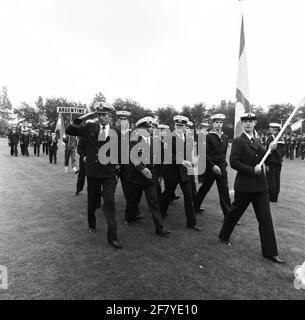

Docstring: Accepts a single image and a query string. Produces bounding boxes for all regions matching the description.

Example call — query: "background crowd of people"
[259,132,305,161]
[7,126,78,173]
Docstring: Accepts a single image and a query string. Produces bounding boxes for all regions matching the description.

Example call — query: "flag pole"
[259,96,305,166]
[230,0,247,197]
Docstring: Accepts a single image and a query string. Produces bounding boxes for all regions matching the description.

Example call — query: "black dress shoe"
[264,256,285,264]
[135,214,144,220]
[88,227,96,233]
[108,240,123,249]
[155,228,171,236]
[188,225,202,231]
[218,237,232,246]
[75,192,79,196]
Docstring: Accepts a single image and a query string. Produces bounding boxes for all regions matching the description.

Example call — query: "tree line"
[0,87,304,138]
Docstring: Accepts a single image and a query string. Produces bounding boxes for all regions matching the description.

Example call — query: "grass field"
[0,137,304,300]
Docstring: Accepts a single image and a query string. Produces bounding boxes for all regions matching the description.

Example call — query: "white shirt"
[243,130,254,142]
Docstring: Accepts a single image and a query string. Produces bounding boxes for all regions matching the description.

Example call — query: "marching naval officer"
[66,102,122,249]
[219,113,285,264]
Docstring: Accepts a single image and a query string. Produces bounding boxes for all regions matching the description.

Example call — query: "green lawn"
[0,137,304,300]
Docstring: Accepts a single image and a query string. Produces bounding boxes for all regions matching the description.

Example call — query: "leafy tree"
[155,106,178,129]
[0,86,13,121]
[13,102,40,128]
[113,98,150,125]
[267,104,295,124]
[180,105,192,120]
[0,86,13,134]
[0,119,9,135]
[89,92,106,111]
[35,96,46,127]
[253,105,269,134]
[190,103,207,127]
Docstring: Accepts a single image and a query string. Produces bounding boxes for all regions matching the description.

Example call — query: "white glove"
[141,168,152,179]
[182,160,192,168]
[212,165,222,175]
[254,164,262,175]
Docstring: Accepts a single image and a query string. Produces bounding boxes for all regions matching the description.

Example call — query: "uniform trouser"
[10,143,18,156]
[302,148,305,160]
[34,144,40,156]
[219,191,278,257]
[121,175,141,221]
[289,146,295,160]
[45,144,49,155]
[296,145,301,158]
[24,145,29,156]
[157,177,176,201]
[76,157,86,194]
[266,165,282,202]
[194,168,231,216]
[87,176,117,241]
[126,182,164,231]
[42,143,46,154]
[159,179,197,227]
[49,148,57,164]
[156,177,162,201]
[285,145,290,158]
[20,144,25,155]
[191,175,197,206]
[65,148,76,167]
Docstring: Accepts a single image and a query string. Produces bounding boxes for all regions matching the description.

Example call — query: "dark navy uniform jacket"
[128,134,158,186]
[77,136,87,160]
[161,132,192,183]
[205,131,229,170]
[8,132,19,144]
[230,132,268,193]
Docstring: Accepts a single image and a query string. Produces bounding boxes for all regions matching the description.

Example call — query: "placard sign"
[57,107,86,114]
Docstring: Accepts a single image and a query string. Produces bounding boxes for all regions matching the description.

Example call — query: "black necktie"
[99,125,106,141]
[251,137,258,148]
